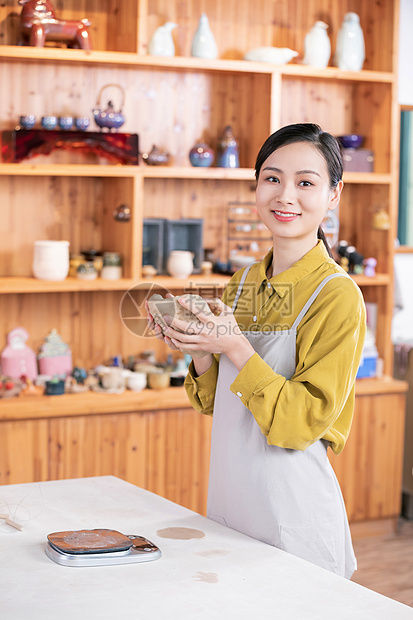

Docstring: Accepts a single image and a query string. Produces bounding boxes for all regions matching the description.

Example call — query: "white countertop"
[0,476,411,619]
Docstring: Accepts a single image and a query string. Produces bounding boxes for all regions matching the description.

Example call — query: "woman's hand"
[145,294,180,351]
[163,297,255,372]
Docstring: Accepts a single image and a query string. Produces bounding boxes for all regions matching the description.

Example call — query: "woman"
[148,123,366,578]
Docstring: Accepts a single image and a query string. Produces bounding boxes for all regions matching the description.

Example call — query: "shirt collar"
[257,240,331,298]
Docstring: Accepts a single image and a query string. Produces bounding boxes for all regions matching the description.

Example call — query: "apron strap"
[231,264,254,313]
[291,273,351,331]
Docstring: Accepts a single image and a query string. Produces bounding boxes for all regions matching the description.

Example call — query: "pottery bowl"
[19,114,36,129]
[75,117,90,131]
[58,116,74,130]
[148,371,170,390]
[337,134,364,149]
[41,116,58,130]
[127,371,147,392]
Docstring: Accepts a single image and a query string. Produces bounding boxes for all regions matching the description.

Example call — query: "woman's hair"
[255,123,343,258]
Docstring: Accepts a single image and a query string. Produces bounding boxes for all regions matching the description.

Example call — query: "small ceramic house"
[38,329,72,377]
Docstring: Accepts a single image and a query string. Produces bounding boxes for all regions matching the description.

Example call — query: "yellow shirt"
[184,241,366,455]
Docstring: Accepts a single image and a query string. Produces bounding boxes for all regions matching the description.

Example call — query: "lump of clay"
[147,293,216,358]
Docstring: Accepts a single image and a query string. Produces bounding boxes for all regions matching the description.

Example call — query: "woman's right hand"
[145,294,180,351]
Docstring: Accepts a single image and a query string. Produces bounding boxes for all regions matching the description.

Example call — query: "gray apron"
[207,268,357,579]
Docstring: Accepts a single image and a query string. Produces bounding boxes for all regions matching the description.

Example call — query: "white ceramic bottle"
[191,13,218,59]
[302,21,331,68]
[32,240,70,281]
[333,12,365,71]
[148,22,178,57]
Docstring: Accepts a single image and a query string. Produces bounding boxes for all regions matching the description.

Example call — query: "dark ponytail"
[317,226,333,258]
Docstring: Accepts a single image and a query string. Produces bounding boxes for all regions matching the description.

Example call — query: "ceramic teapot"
[92,83,125,132]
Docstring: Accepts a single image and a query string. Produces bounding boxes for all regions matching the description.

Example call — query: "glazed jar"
[167,250,194,278]
[32,240,70,281]
[101,252,122,280]
[216,126,240,168]
[189,142,215,167]
[76,262,97,280]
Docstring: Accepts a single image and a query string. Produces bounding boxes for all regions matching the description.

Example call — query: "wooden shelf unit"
[0,0,406,523]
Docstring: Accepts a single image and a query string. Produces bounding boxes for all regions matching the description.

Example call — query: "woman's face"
[256,141,342,246]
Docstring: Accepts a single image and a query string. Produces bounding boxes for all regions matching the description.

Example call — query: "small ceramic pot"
[141,265,157,279]
[167,250,194,279]
[58,116,74,130]
[32,240,70,281]
[189,143,215,167]
[100,367,125,391]
[101,265,123,280]
[19,115,36,129]
[41,116,58,130]
[76,262,98,280]
[74,117,90,131]
[127,372,147,392]
[201,260,213,276]
[148,371,170,389]
[113,204,131,222]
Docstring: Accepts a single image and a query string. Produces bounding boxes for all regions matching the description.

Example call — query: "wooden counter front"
[0,379,407,525]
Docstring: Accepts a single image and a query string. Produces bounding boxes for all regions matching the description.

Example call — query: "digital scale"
[45,529,162,567]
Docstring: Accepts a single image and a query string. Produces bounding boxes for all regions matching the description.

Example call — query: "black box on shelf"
[143,218,165,272]
[163,219,204,273]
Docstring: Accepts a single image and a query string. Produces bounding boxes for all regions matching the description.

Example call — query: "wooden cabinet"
[0,1,407,524]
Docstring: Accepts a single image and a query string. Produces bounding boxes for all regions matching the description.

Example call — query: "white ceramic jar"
[32,240,70,281]
[126,371,147,392]
[167,251,194,278]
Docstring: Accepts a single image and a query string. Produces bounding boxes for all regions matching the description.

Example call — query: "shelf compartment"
[0,175,139,279]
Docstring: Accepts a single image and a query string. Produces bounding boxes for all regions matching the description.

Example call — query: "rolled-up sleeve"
[184,355,219,415]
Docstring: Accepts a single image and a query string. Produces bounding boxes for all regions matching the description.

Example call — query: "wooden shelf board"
[0,275,231,294]
[0,386,190,421]
[395,246,413,253]
[355,376,408,396]
[0,46,394,82]
[0,163,140,177]
[342,172,392,184]
[352,273,390,286]
[0,164,391,185]
[0,377,407,422]
[142,167,256,180]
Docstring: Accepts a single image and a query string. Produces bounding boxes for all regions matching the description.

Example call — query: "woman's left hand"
[163,297,255,370]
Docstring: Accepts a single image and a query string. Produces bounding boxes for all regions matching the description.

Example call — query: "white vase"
[333,12,365,71]
[191,13,218,59]
[148,22,178,57]
[303,21,331,68]
[32,240,70,281]
[167,251,194,279]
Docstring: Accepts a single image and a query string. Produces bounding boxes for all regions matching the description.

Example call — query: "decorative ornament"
[191,14,218,59]
[38,329,72,377]
[0,327,38,380]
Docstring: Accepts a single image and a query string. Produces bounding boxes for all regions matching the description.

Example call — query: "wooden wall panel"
[0,419,48,485]
[329,393,406,522]
[280,78,354,135]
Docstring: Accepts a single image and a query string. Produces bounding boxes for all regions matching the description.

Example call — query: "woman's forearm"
[192,353,214,377]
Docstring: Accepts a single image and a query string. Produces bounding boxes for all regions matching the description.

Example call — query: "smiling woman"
[148,123,366,581]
